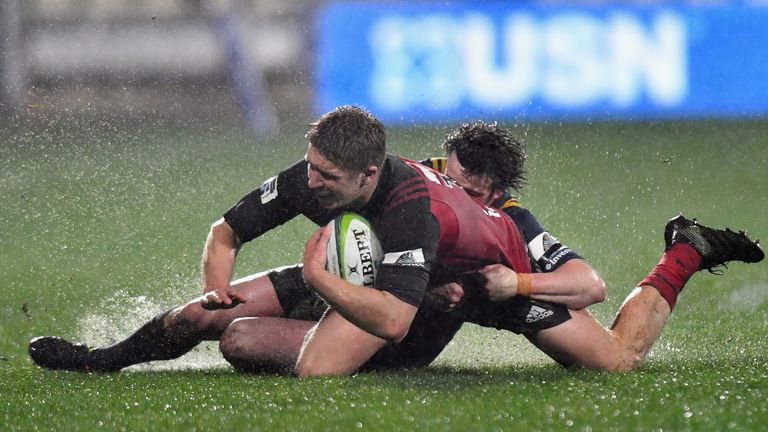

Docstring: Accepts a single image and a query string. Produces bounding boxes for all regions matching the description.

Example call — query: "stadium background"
[1,1,767,430]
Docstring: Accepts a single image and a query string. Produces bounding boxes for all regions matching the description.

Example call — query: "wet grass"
[1,116,767,430]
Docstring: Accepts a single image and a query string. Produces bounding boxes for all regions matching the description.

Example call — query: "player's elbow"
[378,319,410,343]
[589,274,607,304]
[569,273,606,310]
[209,218,241,250]
[376,298,417,343]
[580,273,606,307]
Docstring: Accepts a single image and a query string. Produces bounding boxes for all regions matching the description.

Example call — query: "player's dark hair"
[307,106,386,174]
[442,121,527,192]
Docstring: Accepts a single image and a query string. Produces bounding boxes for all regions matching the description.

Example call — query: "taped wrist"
[516,273,533,297]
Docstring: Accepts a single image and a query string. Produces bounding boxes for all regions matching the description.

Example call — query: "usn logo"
[367,10,687,112]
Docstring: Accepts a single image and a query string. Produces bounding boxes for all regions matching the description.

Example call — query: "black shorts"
[463,296,572,336]
[361,297,571,371]
[266,265,329,321]
[362,305,466,371]
[268,266,571,370]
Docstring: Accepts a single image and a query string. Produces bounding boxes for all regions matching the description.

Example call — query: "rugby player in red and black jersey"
[27,106,536,376]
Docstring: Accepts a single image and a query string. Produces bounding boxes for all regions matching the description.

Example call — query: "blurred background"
[0,0,316,132]
[3,0,768,130]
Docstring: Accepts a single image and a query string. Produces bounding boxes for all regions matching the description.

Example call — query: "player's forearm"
[528,260,606,309]
[306,269,417,342]
[201,219,240,293]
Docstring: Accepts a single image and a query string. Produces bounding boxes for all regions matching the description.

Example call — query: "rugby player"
[29,106,533,376]
[423,121,764,371]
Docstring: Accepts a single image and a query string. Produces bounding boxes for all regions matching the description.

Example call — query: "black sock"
[88,309,199,371]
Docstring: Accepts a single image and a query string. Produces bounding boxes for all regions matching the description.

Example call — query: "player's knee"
[616,351,645,372]
[219,319,249,361]
[165,303,212,336]
[593,350,644,372]
[294,357,316,378]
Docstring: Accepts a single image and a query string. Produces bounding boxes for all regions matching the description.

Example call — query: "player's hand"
[303,225,331,283]
[479,264,518,301]
[425,282,465,311]
[200,288,245,310]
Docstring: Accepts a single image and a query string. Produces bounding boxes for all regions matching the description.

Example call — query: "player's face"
[445,152,497,205]
[305,144,367,210]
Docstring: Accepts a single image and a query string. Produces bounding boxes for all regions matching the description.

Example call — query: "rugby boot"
[664,214,764,271]
[29,336,98,372]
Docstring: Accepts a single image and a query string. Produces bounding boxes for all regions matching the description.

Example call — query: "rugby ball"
[326,212,383,288]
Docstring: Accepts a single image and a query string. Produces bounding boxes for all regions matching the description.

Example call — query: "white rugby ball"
[326,212,383,288]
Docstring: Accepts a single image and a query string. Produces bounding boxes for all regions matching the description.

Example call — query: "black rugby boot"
[664,214,764,271]
[29,336,104,372]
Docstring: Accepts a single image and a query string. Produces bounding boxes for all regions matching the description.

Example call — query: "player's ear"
[360,165,378,186]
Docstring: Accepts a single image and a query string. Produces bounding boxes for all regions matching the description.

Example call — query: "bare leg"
[219,317,316,374]
[530,213,765,371]
[296,310,388,378]
[531,286,670,371]
[166,272,285,339]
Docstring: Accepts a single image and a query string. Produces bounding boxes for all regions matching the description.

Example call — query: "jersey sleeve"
[504,206,582,272]
[372,197,438,307]
[223,159,332,243]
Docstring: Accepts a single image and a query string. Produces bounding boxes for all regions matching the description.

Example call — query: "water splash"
[77,291,229,371]
[722,281,768,312]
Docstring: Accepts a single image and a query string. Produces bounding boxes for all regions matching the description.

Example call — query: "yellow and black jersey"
[420,157,522,211]
[419,157,581,273]
[421,156,448,174]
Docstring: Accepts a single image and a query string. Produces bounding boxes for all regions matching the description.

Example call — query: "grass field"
[1,115,767,431]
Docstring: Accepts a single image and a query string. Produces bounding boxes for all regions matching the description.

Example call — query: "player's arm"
[302,226,418,342]
[482,206,606,309]
[481,259,605,310]
[199,218,243,308]
[200,160,330,308]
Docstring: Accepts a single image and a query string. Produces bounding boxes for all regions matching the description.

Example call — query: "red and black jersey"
[420,157,582,273]
[224,154,531,307]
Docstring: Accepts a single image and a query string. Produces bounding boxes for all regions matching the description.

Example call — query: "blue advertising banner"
[315,2,768,123]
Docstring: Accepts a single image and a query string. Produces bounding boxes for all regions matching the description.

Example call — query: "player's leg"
[219,301,466,375]
[528,290,669,371]
[164,264,318,340]
[295,310,390,378]
[28,266,308,372]
[531,214,763,371]
[361,304,466,371]
[219,316,317,374]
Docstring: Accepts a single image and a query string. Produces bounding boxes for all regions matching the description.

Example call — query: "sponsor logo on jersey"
[260,176,278,204]
[528,232,555,261]
[529,231,573,271]
[543,246,573,271]
[382,249,425,267]
[525,305,554,324]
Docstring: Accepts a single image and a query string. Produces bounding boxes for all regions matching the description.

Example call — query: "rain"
[2,1,767,431]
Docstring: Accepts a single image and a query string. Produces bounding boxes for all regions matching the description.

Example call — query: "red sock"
[639,243,702,310]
